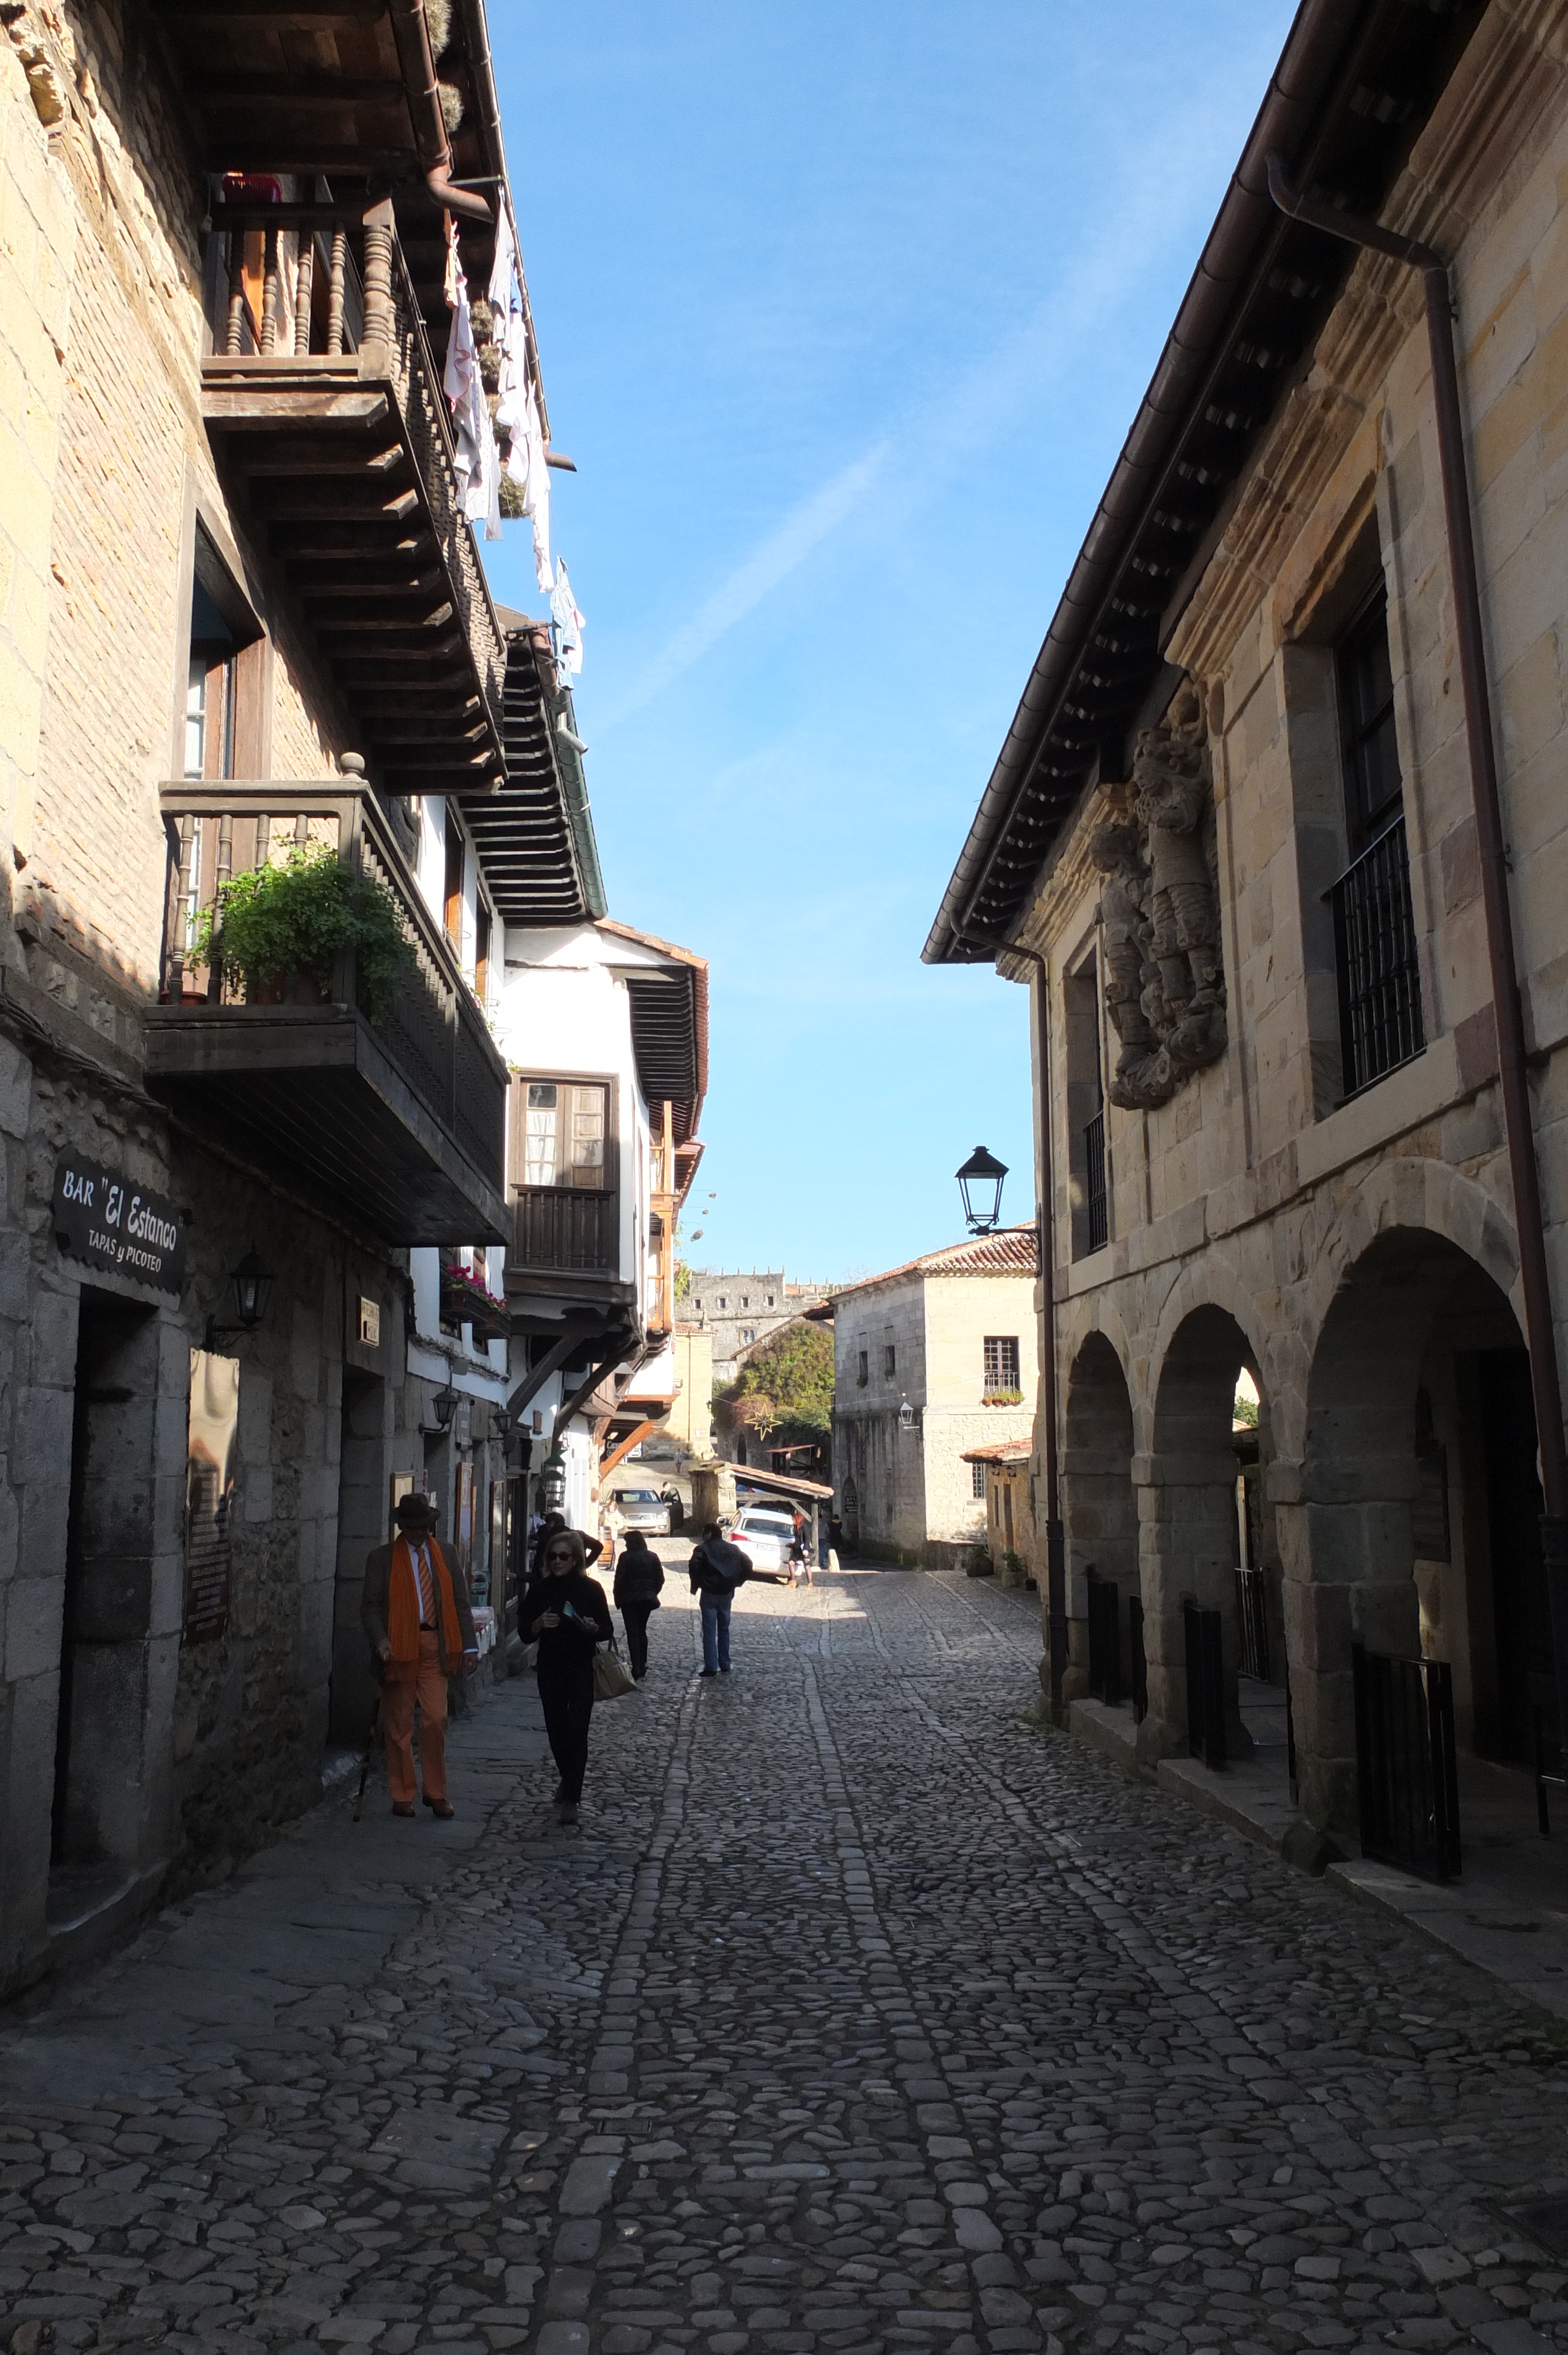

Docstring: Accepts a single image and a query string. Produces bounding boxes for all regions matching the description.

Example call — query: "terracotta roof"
[960,1438,1034,1466]
[831,1225,1038,1302]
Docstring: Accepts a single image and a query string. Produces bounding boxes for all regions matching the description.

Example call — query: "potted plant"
[981,1387,1024,1407]
[191,845,414,1022]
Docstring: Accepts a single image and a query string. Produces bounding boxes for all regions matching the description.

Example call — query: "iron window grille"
[983,1336,1020,1392]
[972,1460,986,1500]
[1084,1109,1108,1253]
[1328,583,1423,1097]
[1328,817,1424,1096]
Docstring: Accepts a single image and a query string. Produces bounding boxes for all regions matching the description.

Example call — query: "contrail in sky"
[594,93,1248,732]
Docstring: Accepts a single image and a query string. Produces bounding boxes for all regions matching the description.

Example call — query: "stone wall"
[1015,4,1568,1837]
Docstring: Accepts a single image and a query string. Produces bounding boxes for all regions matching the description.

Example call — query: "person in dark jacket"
[688,1522,750,1679]
[613,1530,665,1680]
[531,1510,603,1576]
[520,1527,614,1823]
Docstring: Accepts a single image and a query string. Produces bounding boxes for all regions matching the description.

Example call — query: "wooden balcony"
[509,1188,633,1314]
[201,203,505,801]
[145,779,509,1245]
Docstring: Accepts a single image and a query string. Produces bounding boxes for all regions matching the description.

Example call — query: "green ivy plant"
[191,846,414,1024]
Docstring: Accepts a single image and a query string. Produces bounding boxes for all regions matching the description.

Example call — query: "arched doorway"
[1062,1332,1137,1703]
[1148,1305,1270,1759]
[1292,1227,1543,1837]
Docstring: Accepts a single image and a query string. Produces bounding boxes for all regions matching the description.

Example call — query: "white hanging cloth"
[442,213,503,544]
[550,559,584,678]
[484,204,553,589]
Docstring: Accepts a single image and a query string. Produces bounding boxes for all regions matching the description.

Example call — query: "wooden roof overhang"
[924,0,1487,964]
[202,339,507,797]
[463,626,609,922]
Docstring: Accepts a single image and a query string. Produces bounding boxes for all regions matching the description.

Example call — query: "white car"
[613,1486,672,1536]
[726,1507,795,1581]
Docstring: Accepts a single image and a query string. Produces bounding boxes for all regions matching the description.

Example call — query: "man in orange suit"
[362,1491,477,1819]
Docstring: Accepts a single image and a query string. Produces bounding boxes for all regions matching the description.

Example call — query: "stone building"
[925,0,1568,1858]
[685,1269,837,1388]
[0,0,593,1996]
[832,1230,1038,1569]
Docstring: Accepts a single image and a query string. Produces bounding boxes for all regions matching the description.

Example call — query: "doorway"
[331,1369,386,1745]
[54,1292,161,1873]
[1478,1347,1549,1764]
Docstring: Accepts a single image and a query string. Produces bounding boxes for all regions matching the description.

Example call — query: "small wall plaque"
[358,1295,381,1347]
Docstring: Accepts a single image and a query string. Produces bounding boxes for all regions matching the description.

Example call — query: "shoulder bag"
[593,1641,637,1702]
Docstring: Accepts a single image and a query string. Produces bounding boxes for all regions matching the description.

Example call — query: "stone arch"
[1062,1329,1138,1697]
[1142,1303,1265,1758]
[1288,1220,1539,1839]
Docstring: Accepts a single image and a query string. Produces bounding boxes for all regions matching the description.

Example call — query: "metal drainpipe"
[387,0,494,224]
[959,930,1068,1714]
[1266,158,1568,1706]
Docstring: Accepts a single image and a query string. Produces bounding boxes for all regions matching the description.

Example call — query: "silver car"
[613,1486,672,1536]
[727,1507,794,1580]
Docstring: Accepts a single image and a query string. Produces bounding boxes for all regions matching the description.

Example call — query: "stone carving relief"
[1088,680,1227,1111]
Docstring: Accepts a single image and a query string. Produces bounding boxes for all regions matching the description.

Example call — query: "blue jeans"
[700,1591,732,1672]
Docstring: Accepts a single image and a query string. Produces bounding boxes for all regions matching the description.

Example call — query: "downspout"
[1266,158,1568,1711]
[959,929,1067,1713]
[387,0,494,224]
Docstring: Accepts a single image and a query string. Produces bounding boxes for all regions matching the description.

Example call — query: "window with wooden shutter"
[522,1080,609,1189]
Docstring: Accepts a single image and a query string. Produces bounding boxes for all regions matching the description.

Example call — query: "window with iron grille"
[1328,585,1424,1096]
[883,1344,896,1376]
[983,1336,1019,1392]
[1084,1109,1107,1253]
[972,1460,986,1500]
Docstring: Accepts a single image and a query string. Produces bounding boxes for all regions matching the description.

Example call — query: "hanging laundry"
[550,559,584,678]
[442,211,503,545]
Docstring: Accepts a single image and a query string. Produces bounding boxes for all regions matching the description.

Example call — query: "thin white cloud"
[596,442,892,727]
[594,79,1256,731]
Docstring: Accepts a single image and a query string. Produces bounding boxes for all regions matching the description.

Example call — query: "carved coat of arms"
[1088,680,1227,1110]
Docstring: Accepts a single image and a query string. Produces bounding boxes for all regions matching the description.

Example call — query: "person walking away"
[363,1491,478,1819]
[613,1528,665,1679]
[790,1509,813,1588]
[689,1521,750,1678]
[521,1527,613,1823]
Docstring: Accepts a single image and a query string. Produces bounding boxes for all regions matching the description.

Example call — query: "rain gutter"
[387,0,494,223]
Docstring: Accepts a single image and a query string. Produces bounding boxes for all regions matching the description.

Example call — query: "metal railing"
[1235,1564,1271,1682]
[157,778,507,1193]
[1184,1600,1226,1769]
[1084,1109,1108,1253]
[514,1187,620,1276]
[1128,1593,1148,1725]
[202,201,506,742]
[1085,1568,1121,1706]
[1328,815,1424,1097]
[1353,1642,1461,1882]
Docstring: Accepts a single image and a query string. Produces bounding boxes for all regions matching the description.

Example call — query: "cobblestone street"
[6,1564,1568,2355]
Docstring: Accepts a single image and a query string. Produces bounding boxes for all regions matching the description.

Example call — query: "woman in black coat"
[612,1531,665,1680]
[520,1527,613,1824]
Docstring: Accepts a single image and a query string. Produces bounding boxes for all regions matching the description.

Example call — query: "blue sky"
[482,1,1297,1283]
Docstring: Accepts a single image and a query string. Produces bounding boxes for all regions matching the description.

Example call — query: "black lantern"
[956,1145,1008,1235]
[231,1247,274,1329]
[491,1401,514,1440]
[426,1382,461,1435]
[204,1244,274,1351]
[542,1441,567,1508]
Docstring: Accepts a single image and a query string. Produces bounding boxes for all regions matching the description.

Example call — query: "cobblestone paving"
[6,1565,1568,2355]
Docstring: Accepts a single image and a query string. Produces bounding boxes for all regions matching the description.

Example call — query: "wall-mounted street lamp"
[204,1245,274,1351]
[421,1381,461,1438]
[898,1394,915,1434]
[542,1441,567,1508]
[956,1145,1008,1235]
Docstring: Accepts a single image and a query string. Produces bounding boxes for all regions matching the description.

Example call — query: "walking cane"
[352,1692,381,1823]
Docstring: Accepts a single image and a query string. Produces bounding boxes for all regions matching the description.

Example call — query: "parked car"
[726,1507,794,1581]
[613,1486,672,1536]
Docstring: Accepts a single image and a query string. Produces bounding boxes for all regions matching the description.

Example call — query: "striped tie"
[417,1544,435,1627]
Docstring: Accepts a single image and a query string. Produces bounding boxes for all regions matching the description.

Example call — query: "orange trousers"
[381,1631,449,1804]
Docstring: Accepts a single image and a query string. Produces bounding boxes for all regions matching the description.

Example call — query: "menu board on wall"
[185,1349,239,1643]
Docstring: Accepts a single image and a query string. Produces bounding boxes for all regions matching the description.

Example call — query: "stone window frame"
[1276,475,1437,1120]
[1061,923,1112,1261]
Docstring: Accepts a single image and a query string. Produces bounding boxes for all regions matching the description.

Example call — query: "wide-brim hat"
[394,1491,437,1524]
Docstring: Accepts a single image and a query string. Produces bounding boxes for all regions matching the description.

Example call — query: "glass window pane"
[568,1086,607,1189]
[524,1083,559,1186]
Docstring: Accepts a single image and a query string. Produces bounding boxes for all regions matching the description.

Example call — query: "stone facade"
[685,1269,836,1389]
[1000,1,1568,1842]
[0,5,513,2000]
[831,1234,1038,1569]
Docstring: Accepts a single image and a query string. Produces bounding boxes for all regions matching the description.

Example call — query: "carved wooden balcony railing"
[146,777,509,1245]
[201,201,505,801]
[512,1189,622,1283]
